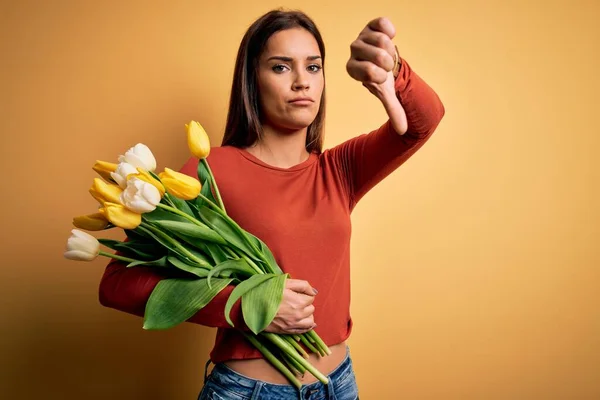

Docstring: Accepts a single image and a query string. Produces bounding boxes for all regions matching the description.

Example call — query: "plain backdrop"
[2,0,599,399]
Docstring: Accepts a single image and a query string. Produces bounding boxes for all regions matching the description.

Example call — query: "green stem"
[201,158,226,213]
[161,196,272,275]
[243,255,265,275]
[280,356,301,377]
[219,246,263,275]
[221,246,238,259]
[98,251,137,263]
[163,193,178,208]
[281,350,306,375]
[197,192,226,216]
[299,334,321,356]
[242,332,301,389]
[283,335,309,359]
[196,193,266,262]
[262,332,329,385]
[194,194,282,277]
[307,330,332,356]
[156,203,206,227]
[138,223,205,267]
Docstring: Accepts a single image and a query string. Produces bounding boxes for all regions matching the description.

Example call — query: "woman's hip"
[198,347,359,400]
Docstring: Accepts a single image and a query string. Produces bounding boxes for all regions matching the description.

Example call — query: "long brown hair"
[221,9,326,153]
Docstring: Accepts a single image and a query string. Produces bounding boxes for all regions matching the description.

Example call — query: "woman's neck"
[245,125,310,169]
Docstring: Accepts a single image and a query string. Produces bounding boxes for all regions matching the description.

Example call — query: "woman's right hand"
[264,279,318,334]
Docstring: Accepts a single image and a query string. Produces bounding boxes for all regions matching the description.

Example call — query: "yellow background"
[2,0,598,398]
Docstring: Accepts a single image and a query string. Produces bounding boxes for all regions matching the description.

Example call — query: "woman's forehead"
[262,28,321,59]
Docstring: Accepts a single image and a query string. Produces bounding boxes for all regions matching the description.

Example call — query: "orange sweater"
[98,59,445,363]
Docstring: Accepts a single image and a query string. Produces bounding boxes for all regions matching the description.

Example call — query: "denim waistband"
[206,347,355,399]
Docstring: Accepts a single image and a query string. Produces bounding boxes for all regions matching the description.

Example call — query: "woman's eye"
[272,64,288,73]
[308,64,322,73]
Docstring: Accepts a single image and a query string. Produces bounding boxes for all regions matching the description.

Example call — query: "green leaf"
[114,241,163,260]
[195,160,216,208]
[242,274,288,335]
[207,259,256,288]
[167,256,210,278]
[153,220,227,245]
[98,239,121,248]
[137,223,187,259]
[224,273,275,328]
[143,277,232,330]
[201,243,229,264]
[186,247,214,268]
[98,239,163,261]
[165,193,195,217]
[194,179,217,210]
[197,158,211,189]
[197,206,261,262]
[126,228,150,241]
[246,233,283,274]
[144,207,189,224]
[202,178,218,204]
[126,256,168,268]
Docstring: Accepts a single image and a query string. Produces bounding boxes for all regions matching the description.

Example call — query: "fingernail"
[313,288,318,294]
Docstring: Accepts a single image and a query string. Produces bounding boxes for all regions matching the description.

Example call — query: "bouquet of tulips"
[64,121,330,387]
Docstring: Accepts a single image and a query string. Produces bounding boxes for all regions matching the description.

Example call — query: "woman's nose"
[293,71,310,90]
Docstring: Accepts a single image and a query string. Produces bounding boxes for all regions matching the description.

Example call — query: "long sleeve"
[98,259,247,329]
[329,58,445,209]
[97,156,248,330]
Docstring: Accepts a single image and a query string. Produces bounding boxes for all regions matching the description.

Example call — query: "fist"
[264,279,318,335]
[346,17,397,94]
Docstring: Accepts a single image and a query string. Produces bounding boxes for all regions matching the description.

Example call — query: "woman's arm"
[346,17,444,137]
[330,17,444,208]
[98,258,248,329]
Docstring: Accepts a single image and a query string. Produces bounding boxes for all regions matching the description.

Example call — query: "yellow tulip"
[186,120,211,159]
[92,160,118,182]
[99,202,141,230]
[73,212,110,231]
[89,178,123,205]
[159,167,201,200]
[127,167,166,197]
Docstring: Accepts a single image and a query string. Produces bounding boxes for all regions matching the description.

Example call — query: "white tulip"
[110,162,138,189]
[118,143,157,172]
[121,177,161,213]
[64,229,100,261]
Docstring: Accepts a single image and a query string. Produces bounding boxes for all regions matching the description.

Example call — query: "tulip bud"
[64,229,100,261]
[121,177,161,213]
[118,143,157,172]
[128,167,166,197]
[89,178,124,205]
[73,212,110,231]
[186,121,211,159]
[99,202,142,230]
[111,162,138,189]
[92,160,118,182]
[158,167,201,200]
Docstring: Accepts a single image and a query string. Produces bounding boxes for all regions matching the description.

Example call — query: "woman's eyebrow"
[267,55,322,61]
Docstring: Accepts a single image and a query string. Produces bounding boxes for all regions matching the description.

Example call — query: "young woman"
[99,9,444,400]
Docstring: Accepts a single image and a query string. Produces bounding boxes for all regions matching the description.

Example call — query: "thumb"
[286,279,318,296]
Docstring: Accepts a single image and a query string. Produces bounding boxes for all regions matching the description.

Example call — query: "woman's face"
[256,27,324,133]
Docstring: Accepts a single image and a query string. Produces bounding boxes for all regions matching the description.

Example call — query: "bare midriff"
[223,341,347,384]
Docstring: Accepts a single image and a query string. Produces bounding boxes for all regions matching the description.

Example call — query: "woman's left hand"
[346,17,408,134]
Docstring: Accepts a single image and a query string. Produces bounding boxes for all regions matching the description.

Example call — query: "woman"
[99,9,444,400]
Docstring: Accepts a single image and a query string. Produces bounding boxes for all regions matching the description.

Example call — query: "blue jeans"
[198,348,359,400]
